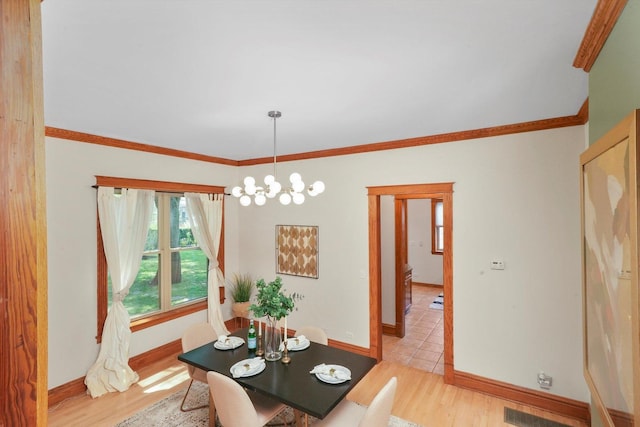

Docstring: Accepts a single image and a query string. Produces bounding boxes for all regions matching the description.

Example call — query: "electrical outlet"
[537,372,552,389]
[345,331,354,339]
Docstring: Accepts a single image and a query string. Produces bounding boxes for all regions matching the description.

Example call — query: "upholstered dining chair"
[206,371,288,427]
[315,376,397,427]
[295,326,328,345]
[180,322,217,412]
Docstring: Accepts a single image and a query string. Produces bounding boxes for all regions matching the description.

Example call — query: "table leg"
[208,390,216,427]
[293,409,308,427]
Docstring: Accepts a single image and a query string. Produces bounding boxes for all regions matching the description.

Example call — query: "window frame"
[431,198,444,255]
[95,176,226,343]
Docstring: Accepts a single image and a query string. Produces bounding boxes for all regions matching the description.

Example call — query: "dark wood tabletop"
[178,328,377,419]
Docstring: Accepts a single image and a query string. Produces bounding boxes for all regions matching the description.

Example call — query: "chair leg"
[180,379,209,412]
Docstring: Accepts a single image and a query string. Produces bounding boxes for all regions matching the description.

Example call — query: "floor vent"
[504,407,571,427]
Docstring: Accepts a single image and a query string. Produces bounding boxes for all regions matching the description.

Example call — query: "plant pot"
[232,301,251,318]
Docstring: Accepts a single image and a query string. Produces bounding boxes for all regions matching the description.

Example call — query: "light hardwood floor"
[48,354,588,426]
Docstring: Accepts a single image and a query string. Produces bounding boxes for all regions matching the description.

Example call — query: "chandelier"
[231,111,325,206]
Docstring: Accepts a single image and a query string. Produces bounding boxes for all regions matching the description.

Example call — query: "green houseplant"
[249,276,302,361]
[229,273,254,319]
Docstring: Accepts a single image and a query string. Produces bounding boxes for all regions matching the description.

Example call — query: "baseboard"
[48,377,86,408]
[382,323,396,335]
[452,370,590,424]
[608,407,634,427]
[327,338,370,357]
[412,281,443,288]
[49,317,238,407]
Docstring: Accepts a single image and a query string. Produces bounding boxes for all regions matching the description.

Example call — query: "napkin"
[281,335,308,350]
[232,358,265,378]
[216,335,243,349]
[309,363,351,380]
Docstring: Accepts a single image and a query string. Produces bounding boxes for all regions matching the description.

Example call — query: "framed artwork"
[580,110,639,427]
[276,225,318,279]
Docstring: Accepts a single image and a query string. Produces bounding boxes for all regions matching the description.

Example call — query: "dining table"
[178,327,377,427]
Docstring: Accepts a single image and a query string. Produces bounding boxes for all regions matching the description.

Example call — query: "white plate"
[315,365,351,384]
[214,336,245,350]
[281,337,311,351]
[230,359,266,378]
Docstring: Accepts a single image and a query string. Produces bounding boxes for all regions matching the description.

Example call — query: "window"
[96,176,226,342]
[431,199,444,254]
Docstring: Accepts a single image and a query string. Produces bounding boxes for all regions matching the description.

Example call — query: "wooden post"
[0,0,48,425]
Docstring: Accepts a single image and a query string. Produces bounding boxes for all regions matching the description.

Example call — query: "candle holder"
[256,334,264,357]
[281,340,291,364]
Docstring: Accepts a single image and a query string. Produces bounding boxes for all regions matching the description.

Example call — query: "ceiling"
[41,0,597,161]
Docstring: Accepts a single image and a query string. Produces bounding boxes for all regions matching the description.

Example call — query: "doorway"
[367,183,454,383]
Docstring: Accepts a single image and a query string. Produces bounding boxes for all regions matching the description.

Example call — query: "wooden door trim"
[367,183,454,383]
[394,198,407,337]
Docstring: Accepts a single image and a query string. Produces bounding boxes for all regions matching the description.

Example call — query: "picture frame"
[275,225,319,279]
[580,110,639,427]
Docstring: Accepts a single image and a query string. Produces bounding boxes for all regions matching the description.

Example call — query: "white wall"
[47,124,589,402]
[408,199,443,286]
[232,125,588,402]
[45,137,240,389]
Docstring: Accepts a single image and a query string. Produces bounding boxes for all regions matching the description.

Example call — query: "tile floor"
[382,285,445,375]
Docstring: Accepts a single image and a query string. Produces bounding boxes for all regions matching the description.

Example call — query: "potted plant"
[250,276,302,361]
[228,273,254,319]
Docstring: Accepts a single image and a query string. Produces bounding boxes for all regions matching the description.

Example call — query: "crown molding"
[46,108,588,167]
[45,127,238,166]
[573,0,628,72]
[239,111,588,166]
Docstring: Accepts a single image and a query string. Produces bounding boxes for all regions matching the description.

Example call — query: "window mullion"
[159,194,172,310]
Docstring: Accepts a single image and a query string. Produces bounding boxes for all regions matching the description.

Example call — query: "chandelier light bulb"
[279,192,292,205]
[309,180,325,196]
[255,194,267,206]
[264,175,275,185]
[239,195,251,206]
[231,186,243,198]
[245,184,257,196]
[292,180,305,193]
[270,181,282,194]
[292,192,305,205]
[244,176,256,187]
[289,172,302,183]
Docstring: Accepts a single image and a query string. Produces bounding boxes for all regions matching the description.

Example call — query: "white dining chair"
[180,322,217,412]
[315,376,397,427]
[206,371,288,427]
[295,326,328,345]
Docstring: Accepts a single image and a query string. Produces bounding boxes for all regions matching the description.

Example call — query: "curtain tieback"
[112,290,129,303]
[208,260,219,271]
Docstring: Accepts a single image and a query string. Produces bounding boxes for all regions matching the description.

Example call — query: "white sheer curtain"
[185,193,229,336]
[85,187,155,398]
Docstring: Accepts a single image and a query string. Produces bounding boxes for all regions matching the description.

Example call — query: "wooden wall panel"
[0,0,48,425]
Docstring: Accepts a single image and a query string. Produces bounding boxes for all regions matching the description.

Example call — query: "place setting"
[310,363,352,384]
[280,334,311,352]
[230,357,266,378]
[213,334,245,350]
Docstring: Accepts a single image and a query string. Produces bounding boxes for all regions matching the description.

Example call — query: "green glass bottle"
[247,319,257,351]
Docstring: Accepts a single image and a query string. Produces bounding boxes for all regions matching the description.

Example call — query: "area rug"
[429,293,444,310]
[116,381,423,426]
